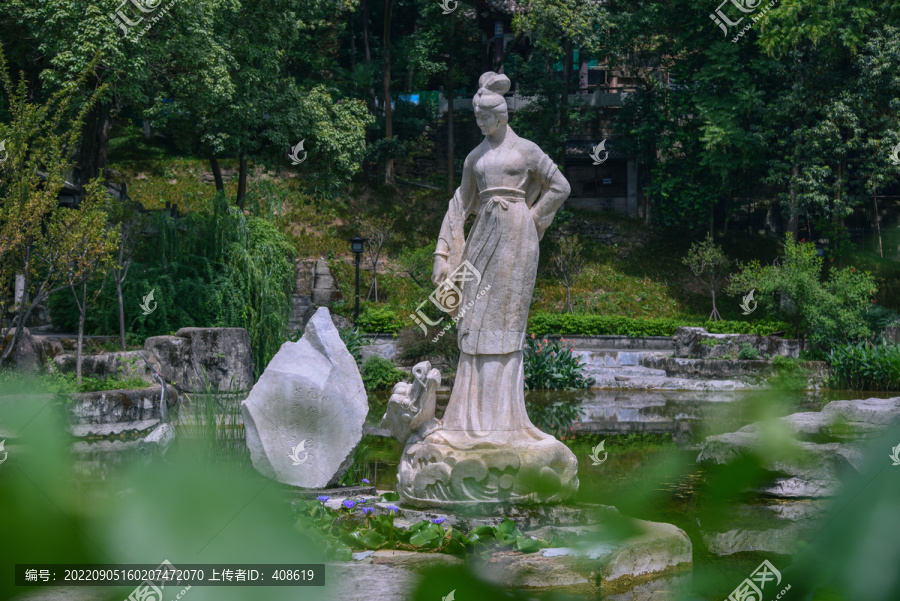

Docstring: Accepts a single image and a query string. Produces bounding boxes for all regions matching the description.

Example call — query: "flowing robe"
[431,127,571,448]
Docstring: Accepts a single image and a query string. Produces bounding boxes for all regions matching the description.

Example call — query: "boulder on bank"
[241,307,367,488]
[144,327,253,392]
[0,327,42,372]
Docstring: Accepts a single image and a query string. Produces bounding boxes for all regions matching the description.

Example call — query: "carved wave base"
[397,433,579,508]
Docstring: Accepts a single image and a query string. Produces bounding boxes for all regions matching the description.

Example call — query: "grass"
[55,373,153,393]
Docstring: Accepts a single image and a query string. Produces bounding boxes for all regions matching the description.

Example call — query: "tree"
[551,235,586,314]
[683,234,732,322]
[513,0,609,165]
[0,0,164,182]
[57,183,119,383]
[105,195,146,351]
[142,1,370,200]
[728,234,877,348]
[397,244,436,291]
[382,0,395,183]
[409,0,480,193]
[0,46,107,364]
[358,215,393,302]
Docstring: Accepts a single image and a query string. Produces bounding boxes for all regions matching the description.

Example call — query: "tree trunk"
[0,264,44,364]
[81,101,112,183]
[645,154,653,227]
[383,0,394,184]
[237,154,248,209]
[349,11,356,69]
[116,275,126,351]
[366,251,380,302]
[447,90,455,195]
[559,38,572,168]
[710,288,720,321]
[407,21,419,92]
[874,193,883,258]
[786,163,799,237]
[76,280,87,385]
[209,156,224,192]
[361,0,371,65]
[566,285,573,314]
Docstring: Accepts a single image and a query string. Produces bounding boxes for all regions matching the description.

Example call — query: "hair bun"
[478,71,511,96]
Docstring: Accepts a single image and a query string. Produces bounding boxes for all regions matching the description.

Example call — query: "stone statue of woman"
[396,71,579,507]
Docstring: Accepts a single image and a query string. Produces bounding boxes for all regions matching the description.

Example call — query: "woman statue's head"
[474,71,511,135]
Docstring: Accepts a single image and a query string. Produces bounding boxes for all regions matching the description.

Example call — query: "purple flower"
[358,498,367,504]
[431,518,446,525]
[342,499,357,510]
[362,507,374,516]
[316,495,330,503]
[386,505,400,513]
[362,478,370,484]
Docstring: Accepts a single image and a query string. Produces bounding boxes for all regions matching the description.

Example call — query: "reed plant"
[176,370,250,470]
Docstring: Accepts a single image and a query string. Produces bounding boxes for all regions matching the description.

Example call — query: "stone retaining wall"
[358,333,675,360]
[642,356,830,381]
[674,327,800,359]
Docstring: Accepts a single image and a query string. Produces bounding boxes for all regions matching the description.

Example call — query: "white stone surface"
[241,307,367,487]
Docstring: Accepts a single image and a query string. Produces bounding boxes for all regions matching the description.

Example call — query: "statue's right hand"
[432,256,449,286]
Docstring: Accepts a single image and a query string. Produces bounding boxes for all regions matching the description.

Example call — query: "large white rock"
[241,307,367,487]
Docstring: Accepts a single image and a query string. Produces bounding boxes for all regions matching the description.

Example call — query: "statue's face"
[475,107,502,136]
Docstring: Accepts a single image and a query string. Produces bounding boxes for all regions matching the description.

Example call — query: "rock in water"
[241,307,367,487]
[139,422,175,455]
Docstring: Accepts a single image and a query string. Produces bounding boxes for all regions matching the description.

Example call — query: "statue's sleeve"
[435,155,477,273]
[530,152,571,241]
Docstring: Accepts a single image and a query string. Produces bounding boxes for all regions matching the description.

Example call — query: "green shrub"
[524,335,594,390]
[738,343,760,360]
[703,320,790,335]
[728,233,877,348]
[527,312,789,337]
[357,307,405,334]
[360,356,406,391]
[828,339,900,391]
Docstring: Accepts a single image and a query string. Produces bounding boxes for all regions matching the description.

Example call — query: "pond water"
[359,387,896,599]
[65,387,895,600]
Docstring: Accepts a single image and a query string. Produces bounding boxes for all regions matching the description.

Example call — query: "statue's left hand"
[432,255,449,286]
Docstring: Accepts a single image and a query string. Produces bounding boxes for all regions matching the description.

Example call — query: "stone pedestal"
[397,435,579,508]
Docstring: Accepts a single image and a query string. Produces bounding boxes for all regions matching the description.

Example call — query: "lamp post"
[349,235,367,324]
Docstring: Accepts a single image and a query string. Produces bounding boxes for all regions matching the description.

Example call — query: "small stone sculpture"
[380,361,441,444]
